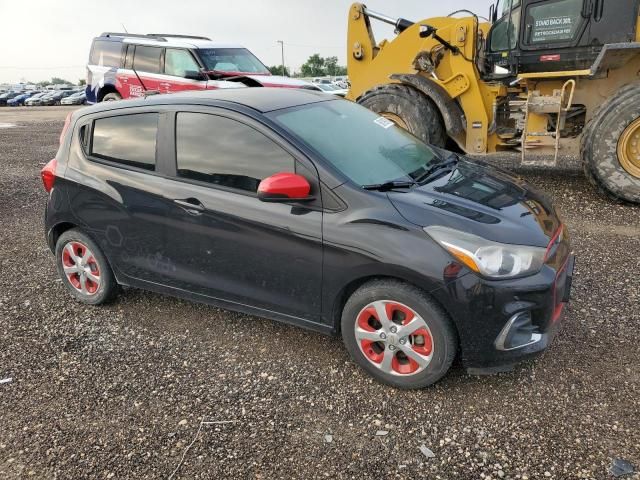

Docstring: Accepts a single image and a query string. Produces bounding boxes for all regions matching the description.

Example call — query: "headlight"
[424,226,546,279]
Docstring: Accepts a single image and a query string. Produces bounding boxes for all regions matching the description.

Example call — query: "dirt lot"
[1,106,639,480]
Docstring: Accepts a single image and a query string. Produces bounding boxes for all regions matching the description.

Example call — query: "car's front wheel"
[55,229,118,305]
[341,279,457,389]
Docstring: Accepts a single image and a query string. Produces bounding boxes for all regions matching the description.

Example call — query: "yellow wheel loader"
[346,0,640,203]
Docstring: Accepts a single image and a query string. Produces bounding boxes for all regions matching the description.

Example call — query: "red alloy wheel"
[354,300,434,376]
[61,241,101,295]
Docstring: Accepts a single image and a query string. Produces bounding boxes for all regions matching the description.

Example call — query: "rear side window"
[91,113,158,171]
[175,112,294,192]
[89,40,122,67]
[133,46,162,74]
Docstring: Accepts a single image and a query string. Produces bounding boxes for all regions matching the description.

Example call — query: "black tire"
[102,92,122,102]
[55,229,118,305]
[581,83,640,203]
[341,279,457,389]
[357,84,447,147]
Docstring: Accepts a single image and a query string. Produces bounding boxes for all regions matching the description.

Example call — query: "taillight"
[41,159,57,193]
[59,112,72,145]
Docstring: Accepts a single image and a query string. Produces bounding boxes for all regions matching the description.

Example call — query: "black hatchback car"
[43,89,574,388]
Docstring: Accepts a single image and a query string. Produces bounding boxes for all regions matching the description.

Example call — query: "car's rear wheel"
[341,279,457,389]
[55,229,118,305]
[102,92,122,102]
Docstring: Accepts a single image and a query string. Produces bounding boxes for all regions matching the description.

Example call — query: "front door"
[161,48,208,94]
[161,110,324,322]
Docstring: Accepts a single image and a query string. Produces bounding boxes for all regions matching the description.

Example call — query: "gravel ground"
[0,106,639,480]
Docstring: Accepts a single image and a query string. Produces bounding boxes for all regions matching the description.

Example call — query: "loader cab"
[484,0,640,77]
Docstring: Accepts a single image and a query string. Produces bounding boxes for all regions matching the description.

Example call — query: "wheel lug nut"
[399,338,406,345]
[380,332,387,339]
[390,326,397,333]
[389,345,395,351]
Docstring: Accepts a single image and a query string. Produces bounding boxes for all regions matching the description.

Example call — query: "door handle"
[174,198,205,215]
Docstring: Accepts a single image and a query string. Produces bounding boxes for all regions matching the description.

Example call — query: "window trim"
[169,107,317,199]
[124,44,134,69]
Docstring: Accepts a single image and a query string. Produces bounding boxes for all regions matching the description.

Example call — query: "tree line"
[269,54,347,78]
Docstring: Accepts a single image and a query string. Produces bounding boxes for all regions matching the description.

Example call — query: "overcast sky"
[0,0,494,84]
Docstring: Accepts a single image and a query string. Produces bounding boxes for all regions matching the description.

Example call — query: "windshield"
[197,48,270,74]
[501,0,521,15]
[318,84,338,91]
[268,100,440,186]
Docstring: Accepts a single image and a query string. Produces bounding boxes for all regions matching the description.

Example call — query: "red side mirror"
[257,172,312,202]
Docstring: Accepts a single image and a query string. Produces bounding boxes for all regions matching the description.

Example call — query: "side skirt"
[115,274,336,336]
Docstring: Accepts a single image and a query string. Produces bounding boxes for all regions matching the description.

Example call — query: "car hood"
[218,73,312,89]
[387,158,561,248]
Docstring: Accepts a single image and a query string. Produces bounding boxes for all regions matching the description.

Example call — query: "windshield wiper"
[414,154,460,184]
[362,180,416,192]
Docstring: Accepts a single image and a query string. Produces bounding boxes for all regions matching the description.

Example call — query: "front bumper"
[434,253,575,371]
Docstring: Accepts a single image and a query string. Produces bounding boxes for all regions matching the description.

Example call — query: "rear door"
[160,108,324,322]
[119,45,162,98]
[66,108,175,282]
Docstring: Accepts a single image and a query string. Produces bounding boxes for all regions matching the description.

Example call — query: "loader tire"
[581,83,640,204]
[357,84,446,147]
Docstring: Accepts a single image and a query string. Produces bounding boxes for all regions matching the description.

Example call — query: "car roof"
[96,34,244,50]
[79,88,335,115]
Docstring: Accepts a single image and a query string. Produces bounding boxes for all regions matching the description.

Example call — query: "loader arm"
[346,3,501,154]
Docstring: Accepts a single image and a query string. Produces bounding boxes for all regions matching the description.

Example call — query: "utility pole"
[277,40,286,76]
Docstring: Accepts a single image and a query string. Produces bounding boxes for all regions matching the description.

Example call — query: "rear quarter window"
[90,113,158,171]
[89,40,123,67]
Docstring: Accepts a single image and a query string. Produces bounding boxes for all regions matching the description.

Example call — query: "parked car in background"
[7,91,35,107]
[315,83,348,97]
[85,32,312,103]
[61,91,87,105]
[25,92,49,106]
[43,88,573,389]
[41,90,77,106]
[27,92,54,106]
[7,91,40,107]
[0,91,21,106]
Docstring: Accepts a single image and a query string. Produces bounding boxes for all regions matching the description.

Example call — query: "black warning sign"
[531,15,575,42]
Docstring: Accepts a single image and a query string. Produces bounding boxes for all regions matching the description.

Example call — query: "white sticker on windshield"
[374,117,395,129]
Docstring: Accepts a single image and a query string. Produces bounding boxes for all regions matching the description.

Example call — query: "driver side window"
[165,49,200,78]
